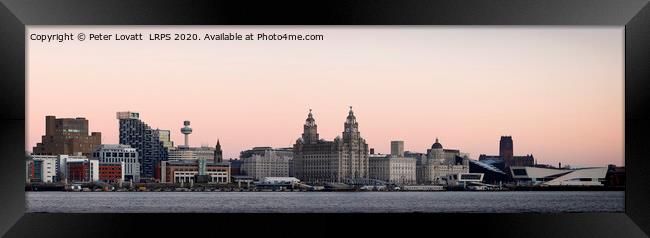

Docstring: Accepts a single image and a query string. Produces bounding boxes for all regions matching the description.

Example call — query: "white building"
[241,147,293,180]
[92,144,140,182]
[369,154,417,185]
[27,155,59,183]
[510,166,607,186]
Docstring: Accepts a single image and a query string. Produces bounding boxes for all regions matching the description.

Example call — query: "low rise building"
[65,158,100,183]
[98,162,125,183]
[159,160,230,184]
[510,166,607,186]
[26,155,59,183]
[92,144,140,182]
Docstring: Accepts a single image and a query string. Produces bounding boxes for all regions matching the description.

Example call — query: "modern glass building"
[117,111,168,181]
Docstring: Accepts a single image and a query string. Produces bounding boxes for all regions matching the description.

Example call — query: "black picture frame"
[1,0,649,237]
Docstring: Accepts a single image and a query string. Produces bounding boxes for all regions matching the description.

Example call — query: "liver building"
[293,107,369,184]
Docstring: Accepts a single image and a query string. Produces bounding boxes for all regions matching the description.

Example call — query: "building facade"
[368,154,417,185]
[98,162,125,182]
[292,108,369,184]
[117,111,168,181]
[417,138,470,185]
[240,147,293,180]
[156,129,174,150]
[168,146,215,161]
[65,158,99,183]
[32,116,101,157]
[26,155,59,183]
[510,166,607,186]
[159,160,231,184]
[92,144,140,182]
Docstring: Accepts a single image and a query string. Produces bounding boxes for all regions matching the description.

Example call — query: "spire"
[216,139,221,148]
[346,106,356,122]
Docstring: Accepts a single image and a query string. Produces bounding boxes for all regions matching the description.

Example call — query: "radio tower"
[181,120,192,147]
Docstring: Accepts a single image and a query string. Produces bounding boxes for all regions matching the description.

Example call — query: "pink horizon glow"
[27,27,624,167]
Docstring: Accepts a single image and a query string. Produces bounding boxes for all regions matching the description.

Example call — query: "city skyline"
[27,27,624,167]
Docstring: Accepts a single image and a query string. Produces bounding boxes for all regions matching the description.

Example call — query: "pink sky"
[27,27,624,167]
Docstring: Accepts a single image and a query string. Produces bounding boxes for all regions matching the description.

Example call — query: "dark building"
[468,159,510,184]
[479,136,534,169]
[606,165,625,187]
[117,111,168,181]
[229,158,243,176]
[214,140,223,163]
[33,116,102,156]
[499,136,514,167]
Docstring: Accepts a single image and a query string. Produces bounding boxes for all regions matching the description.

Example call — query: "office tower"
[391,140,404,157]
[117,111,168,181]
[292,107,369,184]
[32,116,101,156]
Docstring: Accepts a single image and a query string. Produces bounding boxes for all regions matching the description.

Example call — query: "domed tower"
[181,120,192,147]
[343,106,360,141]
[302,109,319,144]
[429,137,445,162]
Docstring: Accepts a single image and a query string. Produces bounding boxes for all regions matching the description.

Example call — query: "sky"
[27,26,624,167]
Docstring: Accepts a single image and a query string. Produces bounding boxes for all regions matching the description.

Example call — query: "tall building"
[240,147,293,180]
[214,140,223,163]
[417,138,469,185]
[32,116,101,156]
[500,136,514,167]
[478,136,534,169]
[292,107,369,184]
[156,129,174,150]
[391,141,404,157]
[92,144,140,182]
[117,111,168,181]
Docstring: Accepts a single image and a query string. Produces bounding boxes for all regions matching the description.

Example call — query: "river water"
[26,191,624,213]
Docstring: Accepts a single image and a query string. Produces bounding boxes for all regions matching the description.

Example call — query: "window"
[512,169,527,176]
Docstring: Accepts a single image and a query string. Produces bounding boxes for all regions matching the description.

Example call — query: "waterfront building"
[478,136,534,170]
[98,162,125,183]
[117,111,168,181]
[368,154,417,185]
[510,166,607,186]
[156,129,174,150]
[159,160,230,184]
[416,138,470,185]
[468,159,509,184]
[65,158,100,183]
[26,155,58,183]
[292,107,369,184]
[32,116,101,157]
[92,144,140,182]
[240,147,293,180]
